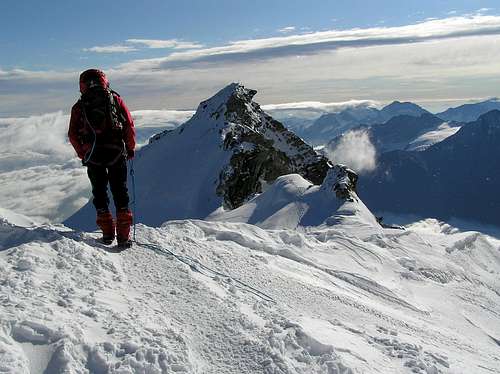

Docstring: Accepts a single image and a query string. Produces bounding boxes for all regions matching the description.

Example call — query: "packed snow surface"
[1,203,499,373]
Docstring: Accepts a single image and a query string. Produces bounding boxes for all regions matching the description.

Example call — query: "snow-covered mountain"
[263,100,381,136]
[66,83,329,230]
[378,101,429,121]
[327,113,459,155]
[359,110,500,226]
[437,98,500,123]
[300,101,429,145]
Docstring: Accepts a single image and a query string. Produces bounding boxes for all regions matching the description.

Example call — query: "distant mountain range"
[358,110,500,226]
[278,98,500,147]
[436,98,500,122]
[326,113,461,154]
[297,101,430,145]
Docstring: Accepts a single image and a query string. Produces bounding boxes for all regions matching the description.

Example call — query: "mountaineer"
[68,69,135,249]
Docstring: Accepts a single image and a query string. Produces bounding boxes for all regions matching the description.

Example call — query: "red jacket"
[68,94,135,160]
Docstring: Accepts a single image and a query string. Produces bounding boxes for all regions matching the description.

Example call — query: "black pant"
[87,157,129,211]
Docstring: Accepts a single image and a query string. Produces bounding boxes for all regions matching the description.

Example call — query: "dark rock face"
[320,164,359,201]
[359,110,500,226]
[211,83,330,209]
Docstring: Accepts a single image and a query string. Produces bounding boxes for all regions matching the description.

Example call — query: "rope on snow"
[135,241,276,304]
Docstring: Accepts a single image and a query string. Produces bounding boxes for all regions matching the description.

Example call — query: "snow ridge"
[2,207,500,373]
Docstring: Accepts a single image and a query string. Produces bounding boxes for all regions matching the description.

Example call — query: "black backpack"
[81,87,125,136]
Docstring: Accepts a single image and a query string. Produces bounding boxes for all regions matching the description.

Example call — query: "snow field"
[1,212,499,373]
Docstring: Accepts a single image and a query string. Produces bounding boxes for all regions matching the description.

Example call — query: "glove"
[127,149,135,160]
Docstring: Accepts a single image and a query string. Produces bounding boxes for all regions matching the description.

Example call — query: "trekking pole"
[129,159,137,242]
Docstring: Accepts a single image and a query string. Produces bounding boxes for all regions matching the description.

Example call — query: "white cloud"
[3,15,500,115]
[132,110,194,146]
[278,26,296,34]
[0,112,89,222]
[82,39,204,54]
[262,100,379,112]
[126,39,204,49]
[0,68,74,81]
[326,130,377,173]
[115,15,500,71]
[477,8,492,14]
[84,45,138,53]
[0,110,192,222]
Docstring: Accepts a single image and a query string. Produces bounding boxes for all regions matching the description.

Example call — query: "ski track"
[0,218,499,373]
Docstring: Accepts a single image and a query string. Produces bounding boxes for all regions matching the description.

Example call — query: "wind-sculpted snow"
[208,168,376,231]
[1,208,499,373]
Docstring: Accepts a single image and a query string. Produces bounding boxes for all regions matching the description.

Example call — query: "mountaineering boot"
[116,208,133,249]
[96,209,115,245]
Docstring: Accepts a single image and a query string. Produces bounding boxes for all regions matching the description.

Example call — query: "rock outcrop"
[197,83,330,209]
[320,164,358,201]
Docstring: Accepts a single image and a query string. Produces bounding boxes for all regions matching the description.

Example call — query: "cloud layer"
[0,110,191,222]
[2,15,500,115]
[84,39,204,53]
[116,15,500,70]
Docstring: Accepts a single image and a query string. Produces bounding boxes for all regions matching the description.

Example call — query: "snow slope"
[1,205,499,373]
[208,169,378,233]
[406,122,461,151]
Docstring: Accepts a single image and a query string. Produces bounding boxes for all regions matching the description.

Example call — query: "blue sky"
[1,1,500,115]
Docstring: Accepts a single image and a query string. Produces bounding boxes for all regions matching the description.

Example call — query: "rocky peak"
[193,83,258,125]
[320,164,358,200]
[201,83,331,209]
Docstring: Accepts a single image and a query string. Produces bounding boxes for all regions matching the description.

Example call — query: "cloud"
[477,8,492,14]
[0,109,191,222]
[3,15,500,115]
[126,39,204,49]
[83,39,204,54]
[84,45,139,53]
[278,26,296,34]
[0,68,74,82]
[113,15,500,70]
[0,112,88,222]
[132,110,194,146]
[262,99,379,112]
[325,130,377,173]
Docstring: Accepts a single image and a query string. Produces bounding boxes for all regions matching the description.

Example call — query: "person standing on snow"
[68,69,135,249]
